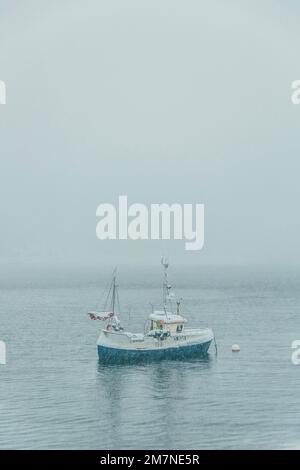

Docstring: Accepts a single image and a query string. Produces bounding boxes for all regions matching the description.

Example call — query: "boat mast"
[161,257,169,312]
[111,269,117,315]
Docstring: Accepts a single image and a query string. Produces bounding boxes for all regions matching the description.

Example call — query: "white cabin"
[148,310,187,334]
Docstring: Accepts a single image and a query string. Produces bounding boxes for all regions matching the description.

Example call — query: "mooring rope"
[214,336,218,356]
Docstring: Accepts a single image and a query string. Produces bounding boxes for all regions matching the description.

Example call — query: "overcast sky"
[0,0,300,268]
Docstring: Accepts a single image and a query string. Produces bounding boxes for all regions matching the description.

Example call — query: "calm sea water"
[0,265,300,450]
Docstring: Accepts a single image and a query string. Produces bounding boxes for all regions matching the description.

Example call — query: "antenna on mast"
[161,256,169,270]
[176,298,183,315]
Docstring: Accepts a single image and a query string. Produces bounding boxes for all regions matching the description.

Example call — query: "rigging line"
[95,271,114,312]
[102,275,114,312]
[116,286,122,316]
[104,283,113,312]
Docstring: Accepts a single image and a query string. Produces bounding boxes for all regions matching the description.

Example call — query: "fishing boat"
[88,258,214,362]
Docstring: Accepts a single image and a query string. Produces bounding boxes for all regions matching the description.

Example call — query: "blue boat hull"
[98,340,212,363]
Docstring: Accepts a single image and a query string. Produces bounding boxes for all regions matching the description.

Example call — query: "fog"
[0,0,300,269]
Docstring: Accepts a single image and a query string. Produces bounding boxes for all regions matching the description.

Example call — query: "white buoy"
[232,344,240,352]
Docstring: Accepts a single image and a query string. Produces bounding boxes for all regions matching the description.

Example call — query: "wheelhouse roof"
[149,310,187,324]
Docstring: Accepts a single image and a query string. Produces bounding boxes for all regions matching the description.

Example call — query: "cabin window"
[155,321,163,330]
[176,324,183,333]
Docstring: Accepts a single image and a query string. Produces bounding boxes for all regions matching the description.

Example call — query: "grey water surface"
[0,265,299,450]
